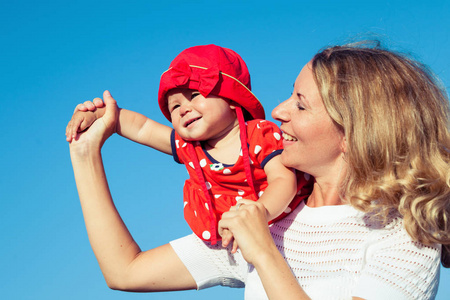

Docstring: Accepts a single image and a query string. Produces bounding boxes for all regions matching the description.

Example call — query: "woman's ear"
[341,135,347,154]
[228,101,237,110]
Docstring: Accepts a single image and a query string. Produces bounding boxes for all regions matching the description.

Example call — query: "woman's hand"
[67,90,119,157]
[219,200,277,266]
[220,200,310,299]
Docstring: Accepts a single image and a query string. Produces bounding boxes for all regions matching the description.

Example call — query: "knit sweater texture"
[170,201,441,299]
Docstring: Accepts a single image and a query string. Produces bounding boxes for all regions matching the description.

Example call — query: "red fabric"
[172,120,314,242]
[169,59,220,96]
[158,44,265,121]
[236,106,256,196]
[186,142,219,244]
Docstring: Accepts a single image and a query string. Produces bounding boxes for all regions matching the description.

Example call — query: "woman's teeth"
[282,132,297,141]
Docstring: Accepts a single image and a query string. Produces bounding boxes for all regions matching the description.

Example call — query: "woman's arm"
[219,200,310,300]
[69,91,196,291]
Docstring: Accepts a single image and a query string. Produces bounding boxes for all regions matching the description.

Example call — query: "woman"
[68,42,450,299]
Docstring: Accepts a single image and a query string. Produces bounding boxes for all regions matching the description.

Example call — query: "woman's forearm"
[252,245,310,300]
[70,148,142,287]
[68,94,196,291]
[70,146,197,291]
[219,201,310,299]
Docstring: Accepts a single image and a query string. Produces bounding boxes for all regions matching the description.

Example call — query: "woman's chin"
[280,153,296,169]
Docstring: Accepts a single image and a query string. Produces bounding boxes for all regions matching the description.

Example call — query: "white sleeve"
[353,220,441,300]
[170,234,249,290]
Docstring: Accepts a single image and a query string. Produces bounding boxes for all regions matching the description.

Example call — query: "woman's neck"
[306,182,343,207]
[306,157,347,207]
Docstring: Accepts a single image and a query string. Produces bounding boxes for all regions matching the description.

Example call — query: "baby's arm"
[258,155,297,221]
[116,108,172,154]
[66,92,173,155]
[222,155,297,252]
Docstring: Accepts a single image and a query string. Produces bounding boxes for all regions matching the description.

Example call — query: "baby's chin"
[179,135,200,142]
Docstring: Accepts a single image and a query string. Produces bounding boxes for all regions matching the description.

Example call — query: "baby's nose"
[180,103,192,116]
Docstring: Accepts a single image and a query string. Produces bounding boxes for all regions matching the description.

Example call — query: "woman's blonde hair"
[311,42,450,253]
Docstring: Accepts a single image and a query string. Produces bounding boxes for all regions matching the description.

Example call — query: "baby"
[66,44,313,250]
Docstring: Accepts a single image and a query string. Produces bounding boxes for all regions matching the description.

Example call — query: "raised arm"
[115,108,172,154]
[69,91,196,291]
[66,91,173,155]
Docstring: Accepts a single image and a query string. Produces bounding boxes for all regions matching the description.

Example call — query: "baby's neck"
[203,125,241,164]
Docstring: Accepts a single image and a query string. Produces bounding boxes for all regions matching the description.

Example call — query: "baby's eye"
[191,92,201,100]
[170,104,180,112]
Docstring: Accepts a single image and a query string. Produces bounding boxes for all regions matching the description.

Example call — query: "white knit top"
[170,202,441,299]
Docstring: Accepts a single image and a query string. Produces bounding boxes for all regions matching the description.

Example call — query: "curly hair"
[311,42,450,253]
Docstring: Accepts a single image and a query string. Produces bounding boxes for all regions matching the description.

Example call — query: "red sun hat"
[158,44,265,121]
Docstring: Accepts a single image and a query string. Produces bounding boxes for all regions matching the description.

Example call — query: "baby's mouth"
[282,132,298,141]
[184,117,201,127]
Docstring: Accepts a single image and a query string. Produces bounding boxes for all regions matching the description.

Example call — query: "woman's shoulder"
[364,212,441,260]
[282,202,441,255]
[355,213,441,299]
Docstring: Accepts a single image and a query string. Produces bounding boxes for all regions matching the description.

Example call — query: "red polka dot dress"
[171,119,314,243]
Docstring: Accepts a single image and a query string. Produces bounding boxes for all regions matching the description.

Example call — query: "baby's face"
[167,88,238,142]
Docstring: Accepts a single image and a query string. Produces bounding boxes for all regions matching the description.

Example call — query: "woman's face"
[271,62,345,177]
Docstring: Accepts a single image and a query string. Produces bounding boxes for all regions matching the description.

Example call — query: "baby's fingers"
[66,118,79,142]
[73,100,98,113]
[73,103,88,113]
[231,240,239,254]
[68,116,84,140]
[92,97,105,108]
[83,101,96,111]
[65,121,73,142]
[221,228,234,248]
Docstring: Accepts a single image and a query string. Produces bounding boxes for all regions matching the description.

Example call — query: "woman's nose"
[271,99,290,122]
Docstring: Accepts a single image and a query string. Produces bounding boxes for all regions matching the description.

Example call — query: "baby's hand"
[66,110,97,142]
[221,228,239,254]
[66,99,106,142]
[73,98,105,113]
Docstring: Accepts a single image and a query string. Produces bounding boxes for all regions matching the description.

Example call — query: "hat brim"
[158,69,265,121]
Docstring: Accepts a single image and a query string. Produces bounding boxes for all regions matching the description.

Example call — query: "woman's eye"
[296,102,305,111]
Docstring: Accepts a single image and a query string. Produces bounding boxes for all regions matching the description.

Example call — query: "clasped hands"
[219,200,275,265]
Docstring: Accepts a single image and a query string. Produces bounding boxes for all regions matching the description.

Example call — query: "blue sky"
[1,0,449,299]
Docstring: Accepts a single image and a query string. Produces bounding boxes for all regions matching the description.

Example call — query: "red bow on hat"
[169,59,220,97]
